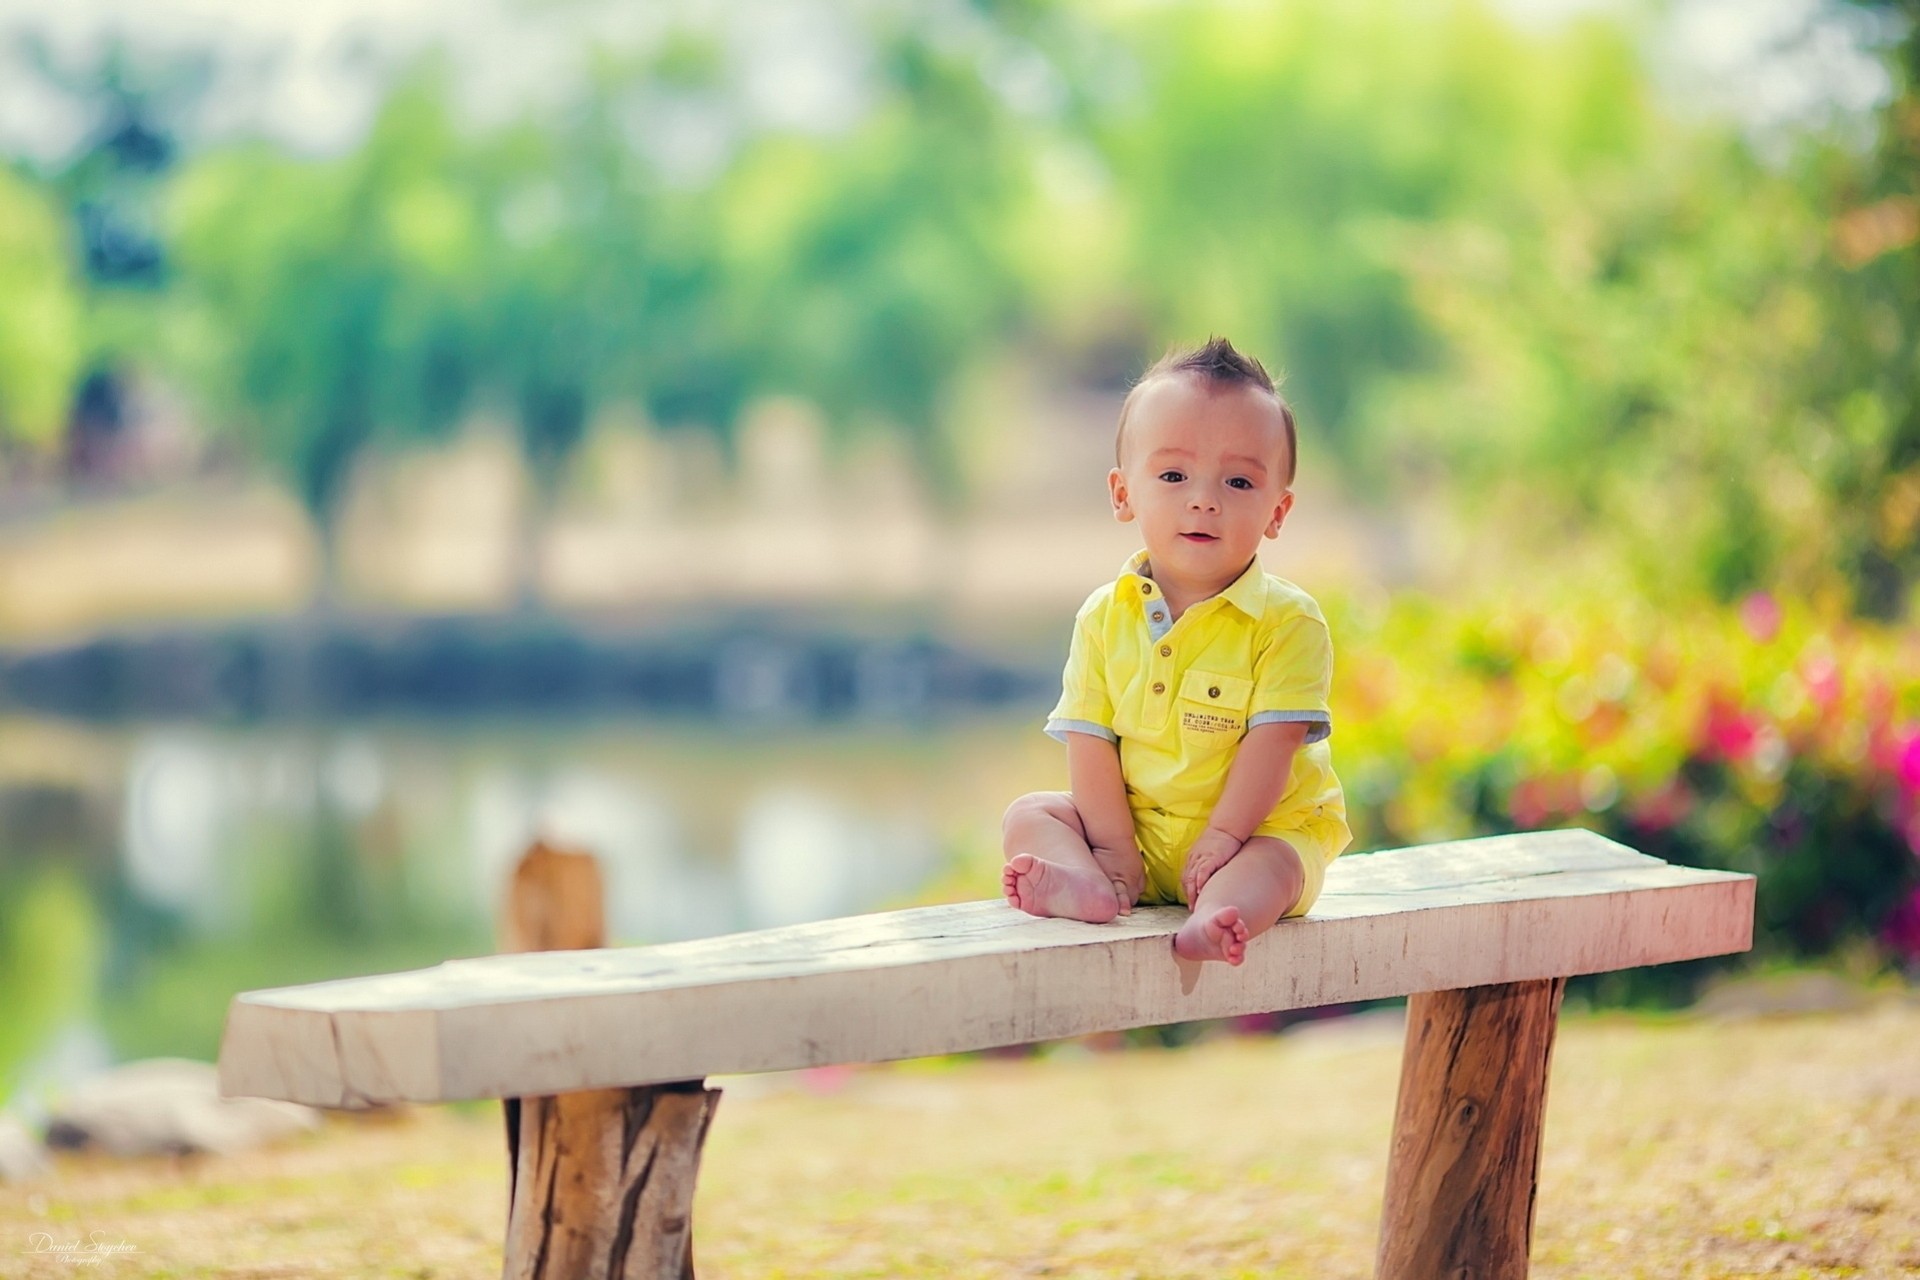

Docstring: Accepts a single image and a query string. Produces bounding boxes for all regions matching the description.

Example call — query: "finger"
[1192,861,1216,899]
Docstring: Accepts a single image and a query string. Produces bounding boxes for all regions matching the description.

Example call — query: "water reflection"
[113,724,968,941]
[123,737,228,929]
[467,764,705,941]
[0,712,1053,1097]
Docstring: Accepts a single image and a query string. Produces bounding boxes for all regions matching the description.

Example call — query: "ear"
[1264,488,1295,539]
[1109,467,1135,523]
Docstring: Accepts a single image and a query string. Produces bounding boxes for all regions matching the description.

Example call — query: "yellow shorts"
[1130,806,1348,918]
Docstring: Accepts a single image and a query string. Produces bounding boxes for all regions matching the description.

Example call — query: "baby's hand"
[1088,843,1144,915]
[1181,827,1243,905]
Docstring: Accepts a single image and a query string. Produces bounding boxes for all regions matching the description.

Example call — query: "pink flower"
[799,1064,856,1094]
[1702,693,1761,762]
[1629,780,1695,833]
[1799,654,1842,711]
[1898,729,1920,796]
[1739,592,1782,643]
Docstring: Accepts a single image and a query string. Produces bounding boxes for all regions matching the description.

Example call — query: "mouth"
[1179,532,1219,543]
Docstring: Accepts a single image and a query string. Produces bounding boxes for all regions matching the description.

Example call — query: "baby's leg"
[1173,836,1306,966]
[1001,792,1138,924]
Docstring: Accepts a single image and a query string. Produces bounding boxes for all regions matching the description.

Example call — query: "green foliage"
[713,26,1031,487]
[1802,3,1920,616]
[1370,119,1862,606]
[0,168,85,450]
[1358,3,1919,614]
[0,864,101,1103]
[5,0,1909,612]
[98,924,479,1065]
[472,79,752,474]
[168,63,485,531]
[1096,1,1540,445]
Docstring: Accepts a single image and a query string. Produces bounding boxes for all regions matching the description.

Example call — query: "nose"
[1188,489,1219,514]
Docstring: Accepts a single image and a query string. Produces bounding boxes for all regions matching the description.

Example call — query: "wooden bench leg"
[504,1080,722,1280]
[1376,977,1566,1280]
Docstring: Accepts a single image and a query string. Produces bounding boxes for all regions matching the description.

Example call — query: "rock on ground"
[45,1058,320,1158]
[0,1112,48,1181]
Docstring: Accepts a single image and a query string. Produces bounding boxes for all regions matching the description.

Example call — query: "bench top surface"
[219,829,1754,1107]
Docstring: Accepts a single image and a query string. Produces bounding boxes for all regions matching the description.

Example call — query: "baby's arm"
[1180,721,1311,903]
[1066,732,1146,909]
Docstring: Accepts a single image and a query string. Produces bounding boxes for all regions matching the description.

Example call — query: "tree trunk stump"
[503,1082,721,1280]
[499,841,721,1280]
[1376,977,1567,1280]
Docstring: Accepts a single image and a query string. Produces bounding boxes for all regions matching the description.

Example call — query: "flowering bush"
[1329,589,1920,1000]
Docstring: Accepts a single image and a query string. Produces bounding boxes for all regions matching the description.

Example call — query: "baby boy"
[1001,337,1351,965]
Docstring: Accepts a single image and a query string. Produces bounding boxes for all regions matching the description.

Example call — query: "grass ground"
[3,996,1917,1279]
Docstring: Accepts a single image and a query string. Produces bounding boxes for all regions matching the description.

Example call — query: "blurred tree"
[14,38,207,486]
[1819,0,1919,617]
[168,64,484,605]
[131,0,1909,619]
[474,35,755,608]
[21,35,204,289]
[1367,100,1836,603]
[714,22,1029,492]
[1367,2,1917,615]
[0,170,85,457]
[1088,0,1551,463]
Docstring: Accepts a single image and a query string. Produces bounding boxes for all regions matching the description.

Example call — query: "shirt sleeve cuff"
[1248,710,1331,744]
[1044,717,1119,744]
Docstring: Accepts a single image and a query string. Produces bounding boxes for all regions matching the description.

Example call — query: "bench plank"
[219,830,1754,1108]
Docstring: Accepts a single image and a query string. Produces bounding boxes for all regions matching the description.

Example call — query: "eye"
[1158,470,1185,483]
[1227,477,1254,491]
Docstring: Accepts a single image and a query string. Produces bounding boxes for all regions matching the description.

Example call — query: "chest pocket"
[1176,669,1252,749]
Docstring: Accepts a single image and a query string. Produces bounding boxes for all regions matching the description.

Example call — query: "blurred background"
[0,0,1916,1114]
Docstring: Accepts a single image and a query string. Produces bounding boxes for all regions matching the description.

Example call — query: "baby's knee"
[1245,836,1306,893]
[1002,790,1077,836]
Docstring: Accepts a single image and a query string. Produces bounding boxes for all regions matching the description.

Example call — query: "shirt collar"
[1117,550,1267,619]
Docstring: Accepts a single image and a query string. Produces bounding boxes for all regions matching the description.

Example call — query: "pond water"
[0,711,1059,1113]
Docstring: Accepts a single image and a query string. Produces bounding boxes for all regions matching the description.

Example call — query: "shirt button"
[1151,682,1166,694]
[1159,645,1171,657]
[1208,686,1221,698]
[1151,611,1164,623]
[1140,583,1152,594]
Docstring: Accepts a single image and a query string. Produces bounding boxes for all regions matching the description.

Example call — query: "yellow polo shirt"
[1045,550,1348,841]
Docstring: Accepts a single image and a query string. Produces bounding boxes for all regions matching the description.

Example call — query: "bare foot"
[1003,853,1121,923]
[1173,906,1250,965]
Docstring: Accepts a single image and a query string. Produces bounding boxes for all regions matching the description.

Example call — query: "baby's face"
[1109,374,1294,594]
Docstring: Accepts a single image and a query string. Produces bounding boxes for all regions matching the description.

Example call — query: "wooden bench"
[218,829,1754,1278]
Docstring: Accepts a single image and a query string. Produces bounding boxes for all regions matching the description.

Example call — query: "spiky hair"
[1115,336,1297,484]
